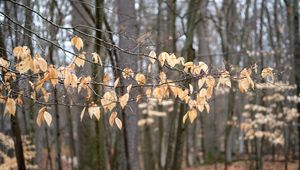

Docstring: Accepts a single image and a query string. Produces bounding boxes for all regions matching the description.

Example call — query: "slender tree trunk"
[117,0,139,169]
[11,115,26,170]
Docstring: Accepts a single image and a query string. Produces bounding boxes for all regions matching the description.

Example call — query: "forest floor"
[183,160,298,170]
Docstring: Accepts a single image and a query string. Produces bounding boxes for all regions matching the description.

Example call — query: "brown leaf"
[80,107,86,121]
[43,111,52,126]
[115,117,122,129]
[119,93,129,109]
[48,65,59,86]
[4,98,16,116]
[109,111,117,126]
[74,53,86,67]
[92,52,103,65]
[101,91,117,111]
[71,36,84,50]
[135,73,146,85]
[148,50,156,64]
[188,108,197,123]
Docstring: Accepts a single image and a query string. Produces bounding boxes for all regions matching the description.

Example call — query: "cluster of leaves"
[237,82,299,145]
[0,36,276,129]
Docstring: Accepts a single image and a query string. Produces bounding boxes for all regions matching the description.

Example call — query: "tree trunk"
[117,0,139,169]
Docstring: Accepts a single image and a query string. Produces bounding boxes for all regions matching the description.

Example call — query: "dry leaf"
[189,84,193,94]
[239,68,254,93]
[88,105,101,120]
[36,107,52,127]
[119,93,129,109]
[0,58,9,69]
[188,108,197,123]
[217,71,231,88]
[36,107,46,127]
[135,73,146,85]
[48,65,59,86]
[80,107,86,121]
[146,88,152,97]
[261,67,274,82]
[198,77,206,89]
[114,77,120,88]
[148,50,156,64]
[92,52,103,66]
[35,54,48,72]
[158,52,168,66]
[71,36,84,50]
[101,91,117,111]
[127,84,133,93]
[182,113,188,124]
[122,68,134,78]
[109,111,117,126]
[115,117,122,129]
[16,56,33,74]
[74,53,86,67]
[166,53,179,67]
[64,72,78,88]
[13,46,30,60]
[4,98,16,116]
[43,111,52,126]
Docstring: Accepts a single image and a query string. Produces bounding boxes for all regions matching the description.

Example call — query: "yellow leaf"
[88,105,101,120]
[148,50,156,64]
[166,53,178,67]
[114,77,120,88]
[135,73,146,85]
[182,113,188,124]
[261,67,274,82]
[13,46,30,60]
[109,111,117,126]
[204,102,210,113]
[64,72,78,88]
[239,68,254,93]
[0,58,9,69]
[136,94,142,102]
[206,76,215,98]
[122,68,134,78]
[189,84,193,94]
[119,93,129,109]
[198,77,206,89]
[43,111,52,126]
[15,56,33,74]
[35,54,48,72]
[217,71,231,88]
[36,73,50,91]
[71,36,84,50]
[36,107,46,127]
[92,52,103,66]
[183,62,194,73]
[101,91,117,111]
[127,84,133,93]
[146,88,152,98]
[74,53,86,67]
[48,66,59,86]
[198,62,209,74]
[188,108,197,123]
[80,107,86,121]
[4,98,16,116]
[158,52,168,66]
[115,117,122,129]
